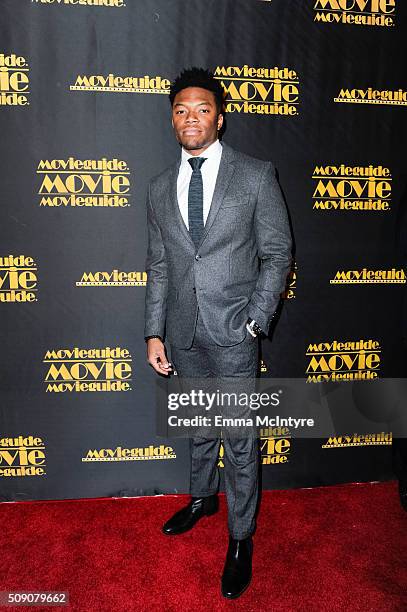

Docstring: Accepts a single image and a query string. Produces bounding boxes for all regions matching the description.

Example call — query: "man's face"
[171,87,223,156]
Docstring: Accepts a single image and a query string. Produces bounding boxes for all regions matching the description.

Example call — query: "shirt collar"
[181,139,222,165]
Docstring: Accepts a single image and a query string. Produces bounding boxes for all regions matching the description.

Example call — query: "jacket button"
[195,254,201,261]
[193,287,196,293]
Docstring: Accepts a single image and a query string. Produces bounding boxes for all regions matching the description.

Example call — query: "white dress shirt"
[177,139,223,229]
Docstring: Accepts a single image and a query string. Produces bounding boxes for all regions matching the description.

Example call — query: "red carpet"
[1,482,406,612]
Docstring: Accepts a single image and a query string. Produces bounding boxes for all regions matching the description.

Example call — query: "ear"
[171,117,174,129]
[217,114,224,131]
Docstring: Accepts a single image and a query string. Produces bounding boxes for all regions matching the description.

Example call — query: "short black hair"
[169,67,225,113]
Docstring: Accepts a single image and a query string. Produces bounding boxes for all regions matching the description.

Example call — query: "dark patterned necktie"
[188,156,207,248]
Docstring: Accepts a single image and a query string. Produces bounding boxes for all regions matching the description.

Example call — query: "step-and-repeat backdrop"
[1,0,406,501]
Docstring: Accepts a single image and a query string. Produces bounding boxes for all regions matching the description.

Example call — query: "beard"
[174,121,219,152]
[179,134,215,152]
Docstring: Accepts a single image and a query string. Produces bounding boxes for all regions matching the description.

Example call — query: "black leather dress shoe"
[162,495,218,535]
[399,480,407,511]
[221,536,253,599]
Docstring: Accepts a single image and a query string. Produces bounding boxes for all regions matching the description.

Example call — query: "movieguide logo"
[314,0,396,27]
[0,436,46,478]
[43,346,132,392]
[330,268,406,284]
[260,427,291,465]
[214,65,299,115]
[335,87,406,106]
[0,255,38,303]
[322,432,392,448]
[70,73,170,94]
[306,339,381,382]
[312,164,392,212]
[0,53,30,107]
[37,157,131,207]
[32,0,125,6]
[82,444,176,462]
[218,427,291,468]
[76,270,146,286]
[282,262,297,299]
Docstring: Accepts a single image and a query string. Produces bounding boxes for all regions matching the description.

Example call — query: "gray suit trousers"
[170,308,260,540]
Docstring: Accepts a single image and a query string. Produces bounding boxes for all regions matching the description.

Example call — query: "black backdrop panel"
[0,0,406,500]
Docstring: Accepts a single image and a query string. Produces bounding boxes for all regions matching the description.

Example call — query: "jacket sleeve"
[144,182,168,338]
[246,162,292,334]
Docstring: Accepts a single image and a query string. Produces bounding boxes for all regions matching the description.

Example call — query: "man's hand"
[147,338,173,376]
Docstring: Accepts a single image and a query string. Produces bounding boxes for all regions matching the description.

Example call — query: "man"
[144,67,292,599]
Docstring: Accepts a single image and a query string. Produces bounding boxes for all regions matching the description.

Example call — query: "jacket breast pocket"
[220,193,251,208]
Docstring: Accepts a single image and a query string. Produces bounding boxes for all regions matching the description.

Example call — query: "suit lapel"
[168,141,236,249]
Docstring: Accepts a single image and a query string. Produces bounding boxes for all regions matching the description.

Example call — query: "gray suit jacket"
[144,141,292,348]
